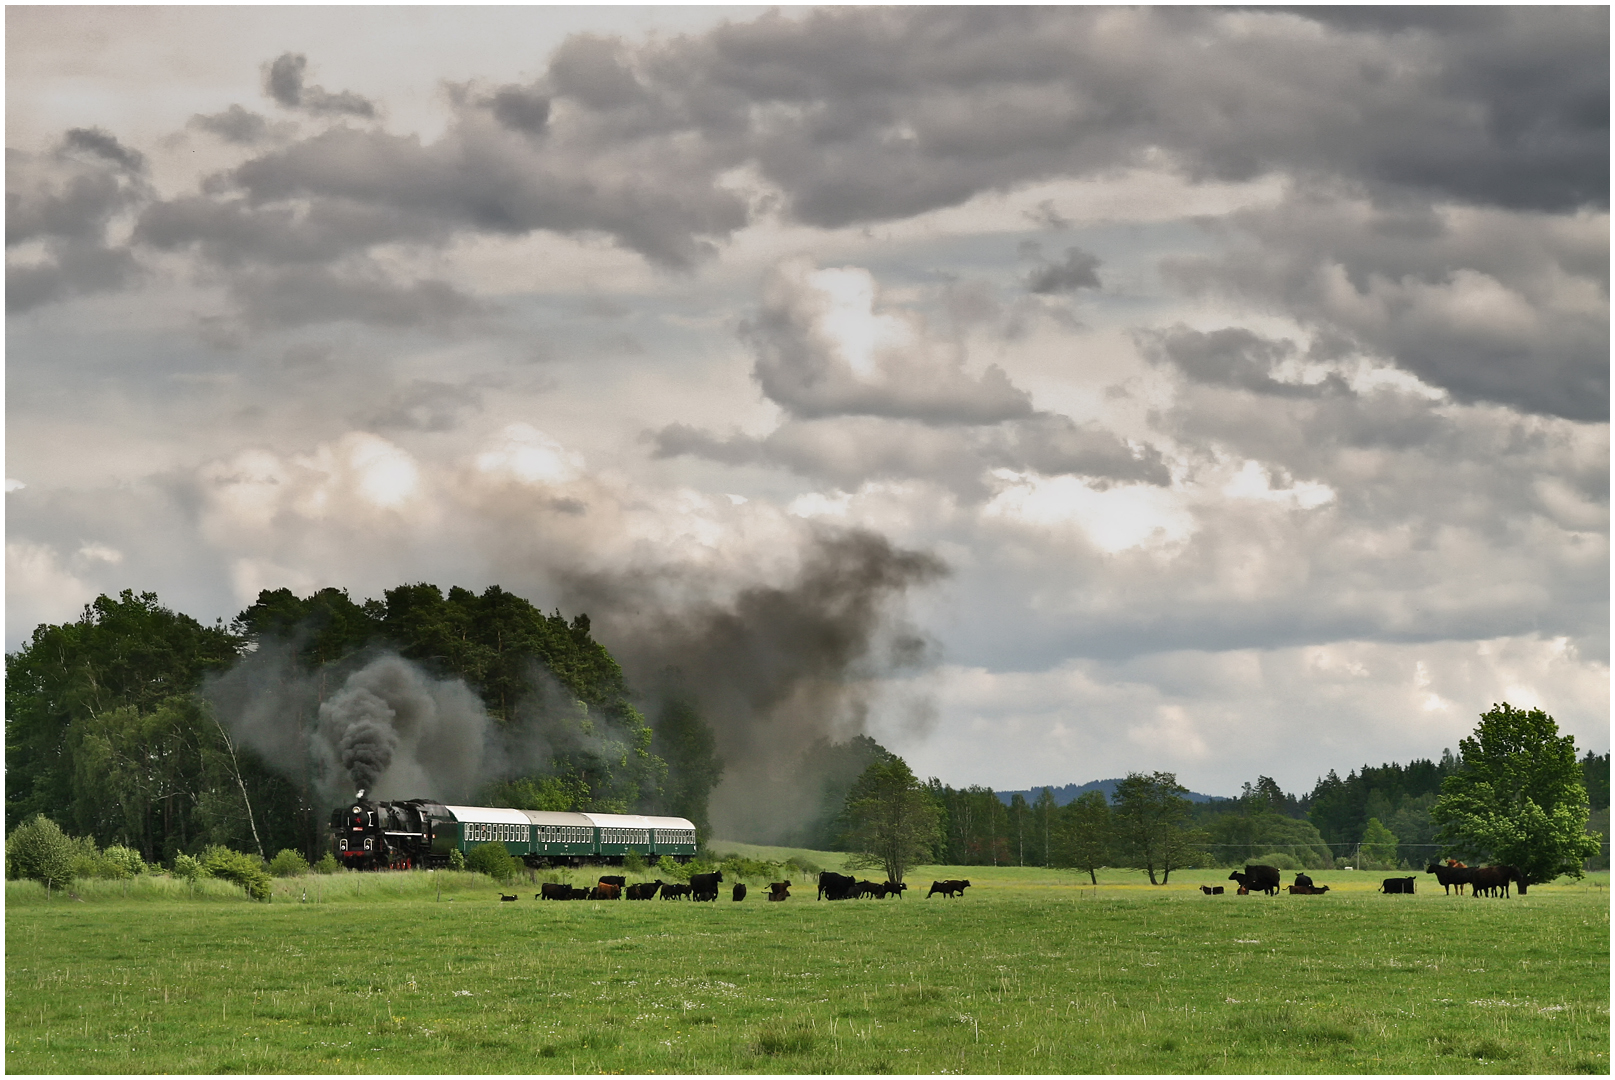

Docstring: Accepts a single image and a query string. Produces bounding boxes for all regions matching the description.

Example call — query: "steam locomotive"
[330,792,698,870]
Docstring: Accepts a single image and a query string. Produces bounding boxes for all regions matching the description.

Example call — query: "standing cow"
[818,871,858,900]
[1426,862,1474,896]
[690,870,724,901]
[1228,865,1281,896]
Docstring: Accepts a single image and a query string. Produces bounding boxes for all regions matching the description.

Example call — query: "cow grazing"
[732,883,747,901]
[589,883,621,900]
[881,881,908,899]
[690,871,724,902]
[1425,862,1474,896]
[1200,885,1225,895]
[767,881,791,901]
[1380,877,1416,894]
[626,881,663,900]
[927,879,971,898]
[818,871,858,900]
[1228,865,1281,895]
[539,882,570,901]
[500,894,518,902]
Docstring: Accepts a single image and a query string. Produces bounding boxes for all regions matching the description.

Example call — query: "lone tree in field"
[1111,772,1206,885]
[1433,704,1602,886]
[841,756,941,884]
[1056,789,1111,884]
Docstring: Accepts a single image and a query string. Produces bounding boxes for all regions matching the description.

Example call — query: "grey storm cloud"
[189,105,272,146]
[264,53,377,118]
[1026,246,1102,295]
[1142,325,1352,398]
[1165,192,1610,420]
[6,129,149,310]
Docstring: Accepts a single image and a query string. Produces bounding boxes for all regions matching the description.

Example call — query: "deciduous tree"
[1433,704,1602,886]
[1111,771,1206,885]
[1056,789,1111,884]
[841,756,941,884]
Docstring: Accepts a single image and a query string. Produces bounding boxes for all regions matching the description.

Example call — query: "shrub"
[786,855,822,876]
[6,815,76,890]
[172,853,203,881]
[102,846,148,877]
[268,848,310,877]
[465,843,518,882]
[200,845,272,901]
[622,850,648,875]
[447,848,466,871]
[657,855,690,881]
[1253,852,1303,871]
[70,835,109,879]
[312,852,339,874]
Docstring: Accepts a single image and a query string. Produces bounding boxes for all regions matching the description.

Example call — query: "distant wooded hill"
[996,779,1225,806]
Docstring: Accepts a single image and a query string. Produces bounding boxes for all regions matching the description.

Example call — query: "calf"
[1200,885,1225,895]
[880,881,908,899]
[661,882,692,900]
[1287,883,1330,895]
[927,879,971,898]
[855,880,882,898]
[1380,877,1416,894]
[767,881,791,901]
[732,882,747,902]
[568,885,591,900]
[689,871,724,902]
[500,894,518,902]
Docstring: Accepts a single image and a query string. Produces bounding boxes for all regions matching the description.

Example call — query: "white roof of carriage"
[578,812,696,831]
[441,805,534,826]
[518,810,595,827]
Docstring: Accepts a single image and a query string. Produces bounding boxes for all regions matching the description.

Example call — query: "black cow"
[732,882,747,901]
[1380,876,1415,894]
[854,880,883,898]
[927,879,971,898]
[1425,862,1474,896]
[690,871,724,902]
[626,880,663,900]
[1200,885,1225,895]
[767,881,791,901]
[880,881,907,899]
[597,875,626,889]
[1228,865,1281,895]
[538,882,570,901]
[1288,883,1329,895]
[819,871,858,900]
[500,894,518,901]
[1294,873,1314,890]
[1470,865,1523,898]
[661,882,692,899]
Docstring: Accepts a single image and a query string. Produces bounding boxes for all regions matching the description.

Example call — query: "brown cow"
[589,883,621,900]
[767,881,791,901]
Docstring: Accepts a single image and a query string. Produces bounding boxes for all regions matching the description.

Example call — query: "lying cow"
[625,880,663,900]
[1380,876,1416,894]
[732,882,747,902]
[927,879,971,898]
[690,871,724,902]
[819,871,858,900]
[1200,885,1225,895]
[500,894,518,901]
[767,881,791,901]
[1228,865,1282,896]
[1288,883,1330,894]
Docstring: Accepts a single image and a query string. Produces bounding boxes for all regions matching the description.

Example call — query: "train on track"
[330,793,697,871]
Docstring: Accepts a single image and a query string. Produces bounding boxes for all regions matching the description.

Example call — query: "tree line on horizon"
[5,586,1608,887]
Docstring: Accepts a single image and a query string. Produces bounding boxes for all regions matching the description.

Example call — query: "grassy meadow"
[5,855,1608,1074]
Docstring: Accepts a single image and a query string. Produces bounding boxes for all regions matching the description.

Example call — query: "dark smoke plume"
[561,527,947,842]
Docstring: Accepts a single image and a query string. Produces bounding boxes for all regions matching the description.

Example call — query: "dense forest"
[5,586,722,864]
[7,587,1609,875]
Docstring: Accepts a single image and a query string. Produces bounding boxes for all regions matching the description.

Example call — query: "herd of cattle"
[1214,861,1530,898]
[500,860,1531,904]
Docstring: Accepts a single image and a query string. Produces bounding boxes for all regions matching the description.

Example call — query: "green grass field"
[6,857,1608,1074]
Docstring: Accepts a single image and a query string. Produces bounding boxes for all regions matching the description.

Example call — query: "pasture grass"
[6,864,1607,1074]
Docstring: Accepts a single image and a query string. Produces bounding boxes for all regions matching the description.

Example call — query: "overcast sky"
[7,6,1608,799]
